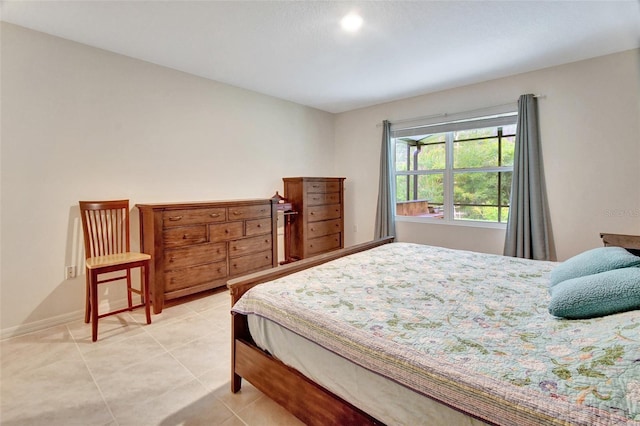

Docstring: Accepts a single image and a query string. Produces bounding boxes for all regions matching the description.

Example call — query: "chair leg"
[143,263,151,325]
[139,267,145,305]
[91,270,99,342]
[84,270,91,324]
[126,268,133,309]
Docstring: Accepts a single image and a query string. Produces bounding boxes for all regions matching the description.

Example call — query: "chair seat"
[86,252,151,269]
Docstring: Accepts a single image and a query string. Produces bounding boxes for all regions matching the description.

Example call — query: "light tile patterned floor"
[0,290,304,426]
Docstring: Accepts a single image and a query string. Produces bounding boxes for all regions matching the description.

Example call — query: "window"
[393,113,517,224]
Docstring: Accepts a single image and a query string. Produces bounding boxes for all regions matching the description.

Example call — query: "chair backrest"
[79,200,131,259]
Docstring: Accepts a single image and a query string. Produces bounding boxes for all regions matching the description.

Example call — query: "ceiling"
[2,1,639,113]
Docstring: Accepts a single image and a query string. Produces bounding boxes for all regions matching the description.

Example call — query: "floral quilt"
[232,243,640,425]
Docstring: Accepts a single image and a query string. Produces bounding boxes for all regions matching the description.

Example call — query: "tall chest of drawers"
[283,177,345,260]
[137,199,277,313]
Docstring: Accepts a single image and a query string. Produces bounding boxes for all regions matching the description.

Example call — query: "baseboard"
[0,298,131,340]
[0,309,84,340]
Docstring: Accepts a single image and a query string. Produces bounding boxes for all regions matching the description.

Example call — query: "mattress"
[233,242,640,425]
[247,313,488,425]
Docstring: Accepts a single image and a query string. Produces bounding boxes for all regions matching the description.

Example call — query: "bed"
[228,235,640,425]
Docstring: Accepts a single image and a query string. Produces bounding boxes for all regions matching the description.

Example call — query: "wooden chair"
[79,200,151,341]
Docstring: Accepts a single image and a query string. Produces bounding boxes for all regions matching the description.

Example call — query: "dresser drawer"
[229,235,273,257]
[229,250,273,276]
[162,208,226,227]
[246,218,271,236]
[306,181,341,193]
[165,260,227,292]
[307,219,342,239]
[307,233,342,256]
[163,226,208,248]
[306,192,340,206]
[308,204,341,222]
[209,221,243,241]
[227,204,270,221]
[164,242,226,271]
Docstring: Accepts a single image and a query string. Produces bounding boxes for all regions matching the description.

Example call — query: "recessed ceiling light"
[341,12,363,32]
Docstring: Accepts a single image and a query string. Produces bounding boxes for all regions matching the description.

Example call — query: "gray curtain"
[374,120,396,239]
[504,94,551,260]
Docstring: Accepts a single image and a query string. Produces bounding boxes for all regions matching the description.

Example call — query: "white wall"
[0,23,335,337]
[2,22,639,338]
[335,49,640,259]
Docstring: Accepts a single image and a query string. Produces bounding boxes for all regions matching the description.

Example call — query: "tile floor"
[0,289,304,426]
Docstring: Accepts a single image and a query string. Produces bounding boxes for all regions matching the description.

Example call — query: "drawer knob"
[257,224,262,228]
[182,234,188,239]
[310,212,314,215]
[232,211,240,215]
[210,213,220,218]
[225,229,229,233]
[169,216,183,221]
[310,227,315,231]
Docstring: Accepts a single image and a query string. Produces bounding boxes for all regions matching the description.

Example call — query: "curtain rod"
[380,94,546,127]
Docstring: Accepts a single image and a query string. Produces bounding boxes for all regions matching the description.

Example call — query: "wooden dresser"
[283,177,345,260]
[137,199,277,313]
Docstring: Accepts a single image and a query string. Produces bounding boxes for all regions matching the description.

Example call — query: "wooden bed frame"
[228,237,393,425]
[227,233,640,425]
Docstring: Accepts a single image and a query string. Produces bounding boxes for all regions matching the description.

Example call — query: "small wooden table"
[277,203,299,264]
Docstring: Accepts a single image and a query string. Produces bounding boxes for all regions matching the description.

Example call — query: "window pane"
[502,124,517,136]
[500,171,512,206]
[500,207,510,223]
[453,172,499,205]
[416,143,445,170]
[396,174,443,216]
[395,175,409,202]
[396,200,444,217]
[395,135,445,171]
[453,172,511,222]
[501,136,515,167]
[395,141,409,172]
[417,134,446,144]
[455,205,499,222]
[417,174,444,204]
[454,138,499,168]
[455,127,497,140]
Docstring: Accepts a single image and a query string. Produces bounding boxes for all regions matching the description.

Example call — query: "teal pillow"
[548,267,640,319]
[549,247,640,287]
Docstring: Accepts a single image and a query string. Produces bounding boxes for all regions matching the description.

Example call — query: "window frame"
[392,112,518,227]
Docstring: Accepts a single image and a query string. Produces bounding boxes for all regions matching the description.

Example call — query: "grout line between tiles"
[67,323,120,426]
